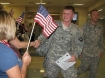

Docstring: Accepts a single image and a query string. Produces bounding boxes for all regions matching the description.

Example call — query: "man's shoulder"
[56,21,62,26]
[82,22,89,26]
[81,22,90,30]
[71,23,78,27]
[97,23,103,28]
[71,23,81,31]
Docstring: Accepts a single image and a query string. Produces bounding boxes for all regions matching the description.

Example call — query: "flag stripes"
[34,5,58,38]
[16,12,25,23]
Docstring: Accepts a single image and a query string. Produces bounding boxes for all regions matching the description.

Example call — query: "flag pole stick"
[26,22,36,52]
[26,0,42,52]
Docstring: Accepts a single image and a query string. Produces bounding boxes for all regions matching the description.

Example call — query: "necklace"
[0,40,21,59]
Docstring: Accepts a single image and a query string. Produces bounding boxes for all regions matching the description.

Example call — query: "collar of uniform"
[61,21,71,31]
[88,21,99,29]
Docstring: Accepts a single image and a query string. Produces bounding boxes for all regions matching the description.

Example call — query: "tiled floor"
[24,46,105,78]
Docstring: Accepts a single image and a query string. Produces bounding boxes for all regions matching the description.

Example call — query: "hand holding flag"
[26,4,58,52]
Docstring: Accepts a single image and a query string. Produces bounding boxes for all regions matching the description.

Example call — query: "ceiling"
[1,0,105,19]
[0,0,99,7]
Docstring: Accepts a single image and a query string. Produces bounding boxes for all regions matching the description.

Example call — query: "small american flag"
[16,12,25,23]
[34,5,58,38]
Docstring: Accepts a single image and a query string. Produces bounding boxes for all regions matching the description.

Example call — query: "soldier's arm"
[73,27,84,58]
[37,34,47,43]
[34,34,47,48]
[98,26,104,53]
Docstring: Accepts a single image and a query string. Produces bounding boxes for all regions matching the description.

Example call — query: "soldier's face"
[91,11,99,22]
[62,9,74,22]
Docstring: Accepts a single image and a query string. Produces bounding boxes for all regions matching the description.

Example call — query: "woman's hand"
[22,52,31,66]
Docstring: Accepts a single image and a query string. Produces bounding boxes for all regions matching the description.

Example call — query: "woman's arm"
[9,37,35,49]
[6,52,31,78]
[6,65,23,78]
[21,52,31,78]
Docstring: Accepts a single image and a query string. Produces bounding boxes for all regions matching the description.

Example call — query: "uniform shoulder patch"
[79,37,83,42]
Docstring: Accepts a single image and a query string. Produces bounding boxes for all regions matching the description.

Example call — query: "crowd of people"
[0,3,104,78]
[16,22,42,42]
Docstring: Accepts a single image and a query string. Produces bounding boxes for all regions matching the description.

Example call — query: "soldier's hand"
[33,40,41,48]
[78,54,82,58]
[68,55,76,62]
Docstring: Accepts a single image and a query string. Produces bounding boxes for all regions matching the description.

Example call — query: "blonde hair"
[0,11,16,40]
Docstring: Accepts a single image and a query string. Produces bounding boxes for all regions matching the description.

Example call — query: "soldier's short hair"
[90,9,98,14]
[64,6,75,13]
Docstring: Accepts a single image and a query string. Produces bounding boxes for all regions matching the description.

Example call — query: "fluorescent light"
[73,4,84,5]
[50,14,60,15]
[88,14,90,16]
[98,9,103,11]
[0,3,10,4]
[36,3,46,4]
[100,17,103,19]
[40,70,44,72]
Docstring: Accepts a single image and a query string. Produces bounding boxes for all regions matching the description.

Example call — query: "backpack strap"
[70,23,77,53]
[70,23,82,54]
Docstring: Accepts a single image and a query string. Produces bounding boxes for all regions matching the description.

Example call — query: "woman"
[0,4,36,49]
[0,11,31,78]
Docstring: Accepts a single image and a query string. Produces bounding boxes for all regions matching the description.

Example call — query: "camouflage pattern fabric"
[38,22,84,78]
[77,22,104,78]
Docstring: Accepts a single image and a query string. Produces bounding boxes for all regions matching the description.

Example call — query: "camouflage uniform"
[38,22,84,78]
[77,22,104,78]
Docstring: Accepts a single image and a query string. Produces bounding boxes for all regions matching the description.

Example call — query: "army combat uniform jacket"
[38,22,84,61]
[77,21,104,78]
[82,21,104,57]
[37,22,84,78]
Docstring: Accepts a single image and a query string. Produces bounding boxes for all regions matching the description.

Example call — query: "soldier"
[35,5,84,78]
[77,9,104,78]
